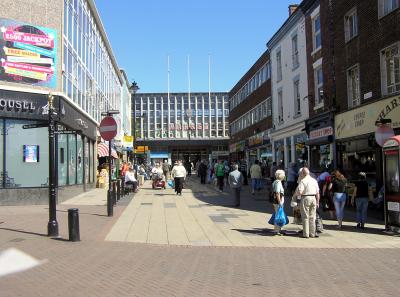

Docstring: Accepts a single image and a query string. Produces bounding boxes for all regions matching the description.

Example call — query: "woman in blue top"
[272,169,285,235]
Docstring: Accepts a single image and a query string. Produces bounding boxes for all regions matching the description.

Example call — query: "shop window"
[89,140,94,183]
[68,134,77,185]
[4,120,48,188]
[58,134,68,186]
[77,135,83,184]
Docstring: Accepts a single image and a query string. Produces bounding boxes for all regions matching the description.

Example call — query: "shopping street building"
[0,0,129,205]
[133,92,230,164]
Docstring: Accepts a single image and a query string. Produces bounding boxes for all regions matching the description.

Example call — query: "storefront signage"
[211,151,229,158]
[309,127,333,140]
[168,123,209,130]
[0,18,57,88]
[335,95,400,140]
[0,98,35,111]
[249,132,264,147]
[229,141,245,153]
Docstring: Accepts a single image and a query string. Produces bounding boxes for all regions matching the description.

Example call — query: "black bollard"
[68,208,80,242]
[112,181,117,206]
[116,179,121,201]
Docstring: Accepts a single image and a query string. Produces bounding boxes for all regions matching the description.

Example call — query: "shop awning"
[150,152,168,159]
[98,142,118,158]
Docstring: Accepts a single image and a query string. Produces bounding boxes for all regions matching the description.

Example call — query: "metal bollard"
[112,181,117,206]
[68,208,80,242]
[116,179,121,201]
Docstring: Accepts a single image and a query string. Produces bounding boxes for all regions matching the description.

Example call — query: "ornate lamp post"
[47,92,58,237]
[129,81,139,177]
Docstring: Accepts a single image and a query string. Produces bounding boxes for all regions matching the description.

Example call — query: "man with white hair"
[228,164,243,207]
[294,167,320,238]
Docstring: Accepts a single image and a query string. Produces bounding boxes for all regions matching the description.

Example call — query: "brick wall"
[333,0,400,112]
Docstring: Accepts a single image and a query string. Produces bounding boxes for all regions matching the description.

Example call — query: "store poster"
[0,18,57,88]
[23,145,39,163]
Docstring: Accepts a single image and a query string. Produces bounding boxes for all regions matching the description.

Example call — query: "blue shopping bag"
[167,180,174,188]
[268,206,289,227]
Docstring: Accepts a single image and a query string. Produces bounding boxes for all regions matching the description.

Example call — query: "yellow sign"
[335,95,400,140]
[4,47,40,58]
[124,135,133,142]
[135,146,149,153]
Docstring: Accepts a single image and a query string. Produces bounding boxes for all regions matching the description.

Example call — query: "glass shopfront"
[309,143,333,171]
[274,139,285,166]
[0,118,96,188]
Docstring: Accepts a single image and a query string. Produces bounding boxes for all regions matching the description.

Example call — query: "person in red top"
[121,162,130,177]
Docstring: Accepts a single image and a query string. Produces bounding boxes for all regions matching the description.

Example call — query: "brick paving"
[0,181,400,296]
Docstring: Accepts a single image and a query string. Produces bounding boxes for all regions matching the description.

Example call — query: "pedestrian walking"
[171,160,187,196]
[294,167,320,238]
[351,172,369,229]
[198,160,208,184]
[286,162,298,197]
[321,175,335,219]
[162,160,170,180]
[228,164,243,207]
[271,169,286,235]
[329,169,347,229]
[250,160,262,195]
[240,159,248,185]
[215,160,225,192]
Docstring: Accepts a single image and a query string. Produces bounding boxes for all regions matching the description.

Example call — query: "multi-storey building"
[302,0,336,173]
[267,5,310,170]
[134,92,229,164]
[228,50,272,167]
[333,0,400,187]
[0,0,127,205]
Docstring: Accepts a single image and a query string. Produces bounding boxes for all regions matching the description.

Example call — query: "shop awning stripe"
[98,142,118,158]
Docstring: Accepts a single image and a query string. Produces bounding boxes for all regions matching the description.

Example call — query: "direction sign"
[99,116,117,141]
[22,123,49,129]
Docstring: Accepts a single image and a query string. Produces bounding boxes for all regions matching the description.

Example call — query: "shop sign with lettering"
[0,89,48,119]
[309,127,333,140]
[335,95,400,140]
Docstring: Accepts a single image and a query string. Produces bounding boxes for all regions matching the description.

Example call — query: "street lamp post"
[129,81,140,178]
[47,93,59,237]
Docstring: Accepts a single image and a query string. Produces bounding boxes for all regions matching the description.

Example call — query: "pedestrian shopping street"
[1,178,400,297]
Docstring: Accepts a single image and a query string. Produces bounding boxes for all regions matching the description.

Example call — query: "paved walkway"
[105,177,400,248]
[1,180,400,297]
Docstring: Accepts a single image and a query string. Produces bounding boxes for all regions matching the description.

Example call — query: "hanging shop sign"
[229,140,246,153]
[309,126,333,140]
[0,18,57,88]
[335,95,400,140]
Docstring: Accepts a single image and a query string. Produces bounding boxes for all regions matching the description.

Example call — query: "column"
[284,137,288,170]
[174,96,177,138]
[291,135,296,166]
[161,96,164,138]
[222,95,226,137]
[195,96,198,138]
[202,96,205,138]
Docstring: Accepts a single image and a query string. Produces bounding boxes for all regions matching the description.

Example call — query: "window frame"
[380,42,400,95]
[344,7,358,42]
[312,14,322,51]
[347,64,361,108]
[378,0,400,18]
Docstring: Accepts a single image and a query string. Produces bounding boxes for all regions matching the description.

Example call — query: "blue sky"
[95,0,299,93]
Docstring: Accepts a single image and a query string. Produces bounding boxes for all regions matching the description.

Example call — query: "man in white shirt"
[125,168,138,192]
[294,167,320,238]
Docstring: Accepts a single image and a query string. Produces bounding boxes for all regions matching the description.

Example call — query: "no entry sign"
[99,116,117,141]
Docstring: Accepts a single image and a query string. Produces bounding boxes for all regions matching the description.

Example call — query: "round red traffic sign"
[99,116,118,141]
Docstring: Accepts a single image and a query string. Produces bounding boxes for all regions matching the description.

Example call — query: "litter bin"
[68,208,80,242]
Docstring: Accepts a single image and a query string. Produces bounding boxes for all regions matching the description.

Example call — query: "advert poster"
[0,18,57,88]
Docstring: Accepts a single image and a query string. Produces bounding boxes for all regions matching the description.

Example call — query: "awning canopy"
[98,142,118,159]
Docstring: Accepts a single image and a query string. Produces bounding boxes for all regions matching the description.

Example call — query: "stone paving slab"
[105,177,400,249]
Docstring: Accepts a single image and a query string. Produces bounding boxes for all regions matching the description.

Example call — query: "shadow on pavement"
[323,224,392,236]
[0,227,47,237]
[54,209,108,217]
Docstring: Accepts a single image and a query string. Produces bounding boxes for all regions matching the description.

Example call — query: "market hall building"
[0,0,128,205]
[133,92,230,164]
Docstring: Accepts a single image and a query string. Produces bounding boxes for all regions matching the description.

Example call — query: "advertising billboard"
[0,18,57,88]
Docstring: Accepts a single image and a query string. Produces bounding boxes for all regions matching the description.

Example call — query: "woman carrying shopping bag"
[270,169,287,235]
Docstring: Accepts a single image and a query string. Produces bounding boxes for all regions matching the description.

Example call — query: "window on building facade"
[292,34,299,69]
[278,90,283,123]
[293,79,301,116]
[277,51,282,81]
[379,0,400,18]
[313,14,322,50]
[381,43,400,95]
[347,64,361,108]
[345,7,358,42]
[315,66,324,105]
